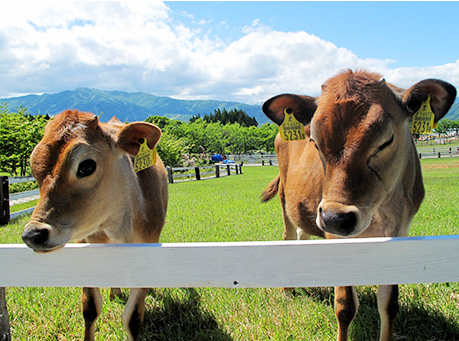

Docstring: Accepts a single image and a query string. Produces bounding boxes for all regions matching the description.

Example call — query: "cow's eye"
[377,135,394,153]
[77,159,97,178]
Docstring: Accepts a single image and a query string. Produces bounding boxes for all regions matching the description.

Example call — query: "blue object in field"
[211,154,223,162]
[223,159,234,164]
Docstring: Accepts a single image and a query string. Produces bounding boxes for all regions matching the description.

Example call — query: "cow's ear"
[116,122,161,156]
[402,79,456,122]
[262,94,317,126]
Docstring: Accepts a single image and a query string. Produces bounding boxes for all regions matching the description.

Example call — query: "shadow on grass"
[292,287,459,341]
[139,288,232,341]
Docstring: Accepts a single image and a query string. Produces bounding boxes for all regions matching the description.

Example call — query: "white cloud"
[0,1,457,105]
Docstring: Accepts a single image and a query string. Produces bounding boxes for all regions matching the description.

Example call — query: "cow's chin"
[32,244,66,254]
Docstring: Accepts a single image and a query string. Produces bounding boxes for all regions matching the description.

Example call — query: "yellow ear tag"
[411,95,436,135]
[279,108,306,141]
[134,139,157,172]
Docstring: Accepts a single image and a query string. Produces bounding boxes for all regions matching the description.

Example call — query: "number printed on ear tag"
[411,95,436,135]
[279,108,306,141]
[134,139,157,172]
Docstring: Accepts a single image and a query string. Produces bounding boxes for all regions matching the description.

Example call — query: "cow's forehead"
[314,70,393,127]
[31,110,111,182]
[320,69,384,101]
[311,71,396,161]
[42,110,99,143]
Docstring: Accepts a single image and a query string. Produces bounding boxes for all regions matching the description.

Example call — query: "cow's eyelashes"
[311,139,327,172]
[310,138,320,151]
[377,135,394,153]
[77,159,97,178]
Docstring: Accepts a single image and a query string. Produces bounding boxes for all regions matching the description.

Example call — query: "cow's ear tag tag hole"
[411,95,436,135]
[279,108,306,141]
[134,138,157,172]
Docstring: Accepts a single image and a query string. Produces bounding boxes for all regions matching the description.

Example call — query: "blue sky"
[167,1,458,68]
[1,1,458,104]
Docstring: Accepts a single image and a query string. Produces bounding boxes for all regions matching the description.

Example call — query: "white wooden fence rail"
[1,236,459,288]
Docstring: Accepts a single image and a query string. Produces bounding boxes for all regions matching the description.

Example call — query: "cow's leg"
[297,228,310,240]
[110,288,123,299]
[334,286,359,341]
[377,285,399,341]
[123,288,148,341]
[281,213,299,294]
[282,212,297,240]
[82,287,103,341]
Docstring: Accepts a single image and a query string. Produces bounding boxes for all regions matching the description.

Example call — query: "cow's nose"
[319,207,357,236]
[22,228,49,246]
[22,222,51,249]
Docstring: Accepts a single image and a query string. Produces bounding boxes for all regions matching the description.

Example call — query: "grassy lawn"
[1,160,459,340]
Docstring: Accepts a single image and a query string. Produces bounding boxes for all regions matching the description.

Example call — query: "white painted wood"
[8,176,35,184]
[0,236,458,288]
[9,189,40,201]
[9,207,35,220]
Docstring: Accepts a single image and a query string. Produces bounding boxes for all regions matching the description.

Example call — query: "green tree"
[145,115,278,164]
[0,103,47,176]
[257,123,278,153]
[155,131,191,167]
[190,108,258,127]
[434,118,459,135]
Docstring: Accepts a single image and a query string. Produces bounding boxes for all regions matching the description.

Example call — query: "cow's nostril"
[340,212,357,231]
[320,210,357,234]
[22,229,49,246]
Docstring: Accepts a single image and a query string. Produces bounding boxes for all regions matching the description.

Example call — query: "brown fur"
[22,110,168,340]
[262,70,456,340]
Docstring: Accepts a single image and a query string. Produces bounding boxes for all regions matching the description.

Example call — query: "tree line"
[2,102,459,174]
[145,115,277,167]
[190,108,258,127]
[434,118,459,135]
[0,104,278,173]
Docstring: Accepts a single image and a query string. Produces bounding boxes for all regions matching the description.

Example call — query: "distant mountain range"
[1,88,458,124]
[448,100,459,121]
[0,88,267,124]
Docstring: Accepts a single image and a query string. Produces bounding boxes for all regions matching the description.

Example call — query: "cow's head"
[263,70,456,237]
[22,110,161,252]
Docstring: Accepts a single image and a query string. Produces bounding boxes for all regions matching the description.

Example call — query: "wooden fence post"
[215,165,220,178]
[227,165,231,176]
[262,160,265,166]
[167,167,174,184]
[0,177,9,226]
[0,287,11,341]
[239,163,243,174]
[195,167,201,181]
[438,152,441,158]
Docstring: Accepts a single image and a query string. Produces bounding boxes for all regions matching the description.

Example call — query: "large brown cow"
[261,70,456,341]
[22,110,168,341]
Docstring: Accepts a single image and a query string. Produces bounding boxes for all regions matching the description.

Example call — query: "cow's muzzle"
[22,221,66,253]
[316,202,366,237]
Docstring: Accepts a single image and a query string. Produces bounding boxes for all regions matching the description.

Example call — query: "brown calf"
[261,70,456,340]
[22,110,168,341]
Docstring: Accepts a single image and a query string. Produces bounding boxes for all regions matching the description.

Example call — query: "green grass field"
[2,159,459,340]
